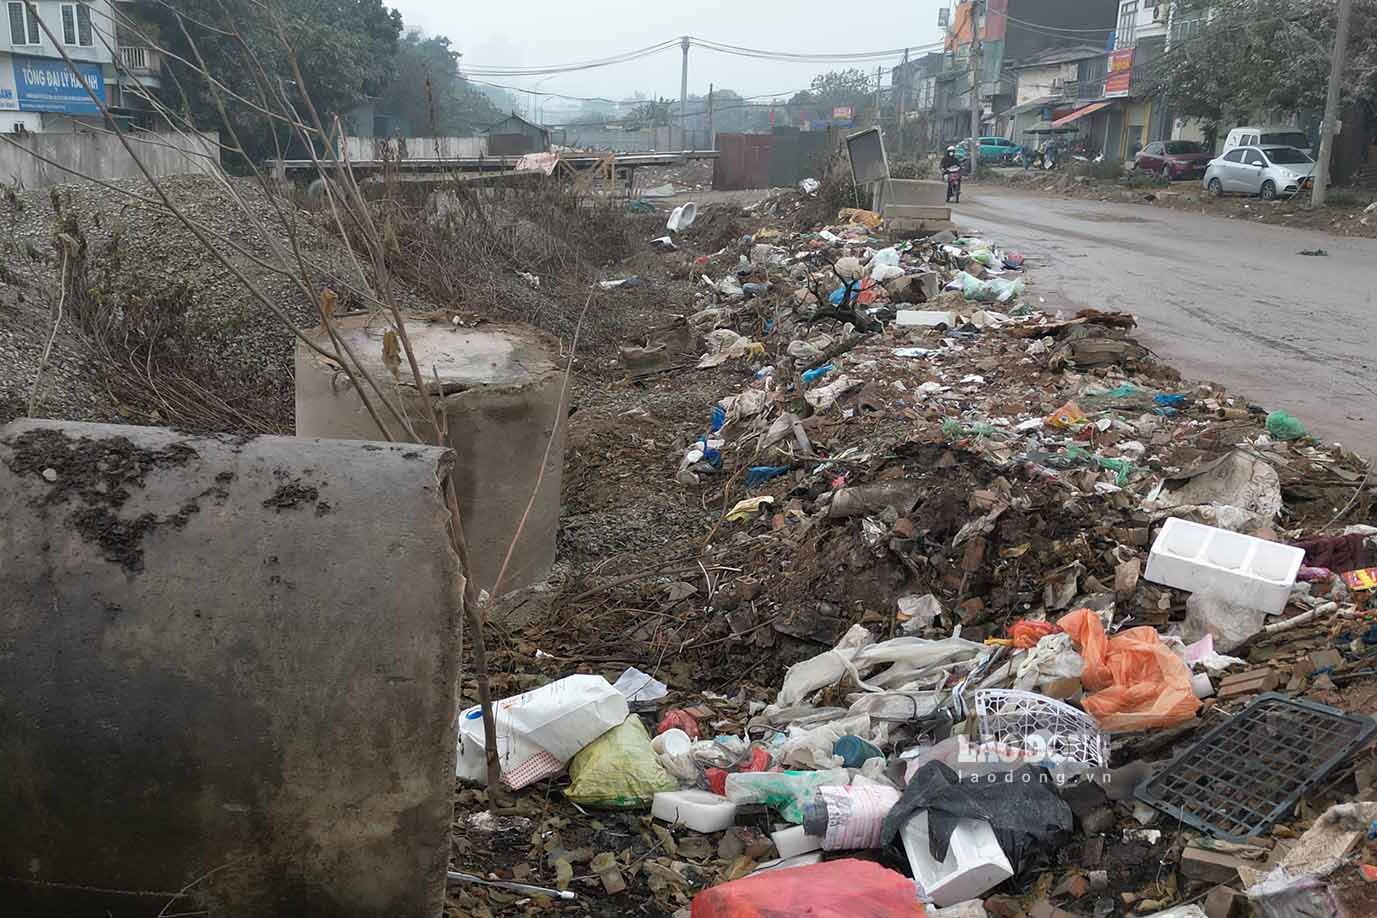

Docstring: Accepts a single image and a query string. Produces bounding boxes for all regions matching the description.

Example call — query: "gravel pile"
[0,174,434,432]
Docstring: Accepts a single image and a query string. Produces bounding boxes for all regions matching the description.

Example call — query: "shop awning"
[1051,101,1111,128]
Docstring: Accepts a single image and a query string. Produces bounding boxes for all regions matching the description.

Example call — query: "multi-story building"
[0,0,159,133]
[935,0,1119,146]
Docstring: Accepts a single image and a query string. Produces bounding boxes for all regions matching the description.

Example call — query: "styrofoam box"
[1144,517,1304,615]
[900,813,1013,907]
[651,789,737,834]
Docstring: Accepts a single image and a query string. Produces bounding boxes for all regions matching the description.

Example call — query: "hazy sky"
[390,0,951,109]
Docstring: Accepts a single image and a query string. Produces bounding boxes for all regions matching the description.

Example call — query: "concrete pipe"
[296,317,566,594]
[0,420,462,917]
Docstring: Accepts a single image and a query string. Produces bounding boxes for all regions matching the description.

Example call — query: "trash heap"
[452,200,1377,918]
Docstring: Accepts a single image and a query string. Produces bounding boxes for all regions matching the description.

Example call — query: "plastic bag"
[1009,619,1059,649]
[1045,401,1088,429]
[724,768,849,823]
[1058,607,1200,732]
[691,858,922,917]
[879,760,1073,873]
[1266,410,1308,441]
[456,674,629,788]
[870,246,901,267]
[566,716,678,809]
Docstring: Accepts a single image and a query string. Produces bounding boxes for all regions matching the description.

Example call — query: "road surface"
[958,187,1377,456]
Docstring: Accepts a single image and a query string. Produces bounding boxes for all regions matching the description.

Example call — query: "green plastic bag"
[1266,410,1308,441]
[566,716,677,809]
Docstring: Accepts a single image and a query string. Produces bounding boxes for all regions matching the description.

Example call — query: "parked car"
[1222,126,1313,156]
[1134,140,1212,181]
[954,137,1024,164]
[1203,145,1315,199]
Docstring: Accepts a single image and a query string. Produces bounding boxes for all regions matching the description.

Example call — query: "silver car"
[1203,145,1315,200]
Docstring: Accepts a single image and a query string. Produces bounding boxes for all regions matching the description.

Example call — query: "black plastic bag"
[879,760,1073,873]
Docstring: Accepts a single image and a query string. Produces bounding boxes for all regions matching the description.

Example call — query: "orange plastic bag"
[1058,607,1200,732]
[692,859,923,917]
[1045,401,1088,429]
[1009,619,1059,649]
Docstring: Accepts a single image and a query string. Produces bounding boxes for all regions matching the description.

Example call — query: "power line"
[459,35,947,77]
[997,13,1116,35]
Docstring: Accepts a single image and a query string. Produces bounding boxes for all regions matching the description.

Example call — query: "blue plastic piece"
[710,404,727,432]
[1154,393,1187,407]
[746,466,791,487]
[829,283,857,305]
[833,735,883,768]
[801,363,834,385]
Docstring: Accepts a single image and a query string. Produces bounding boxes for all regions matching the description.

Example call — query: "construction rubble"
[449,190,1377,918]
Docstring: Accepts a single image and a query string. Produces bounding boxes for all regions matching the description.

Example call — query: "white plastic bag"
[456,674,628,788]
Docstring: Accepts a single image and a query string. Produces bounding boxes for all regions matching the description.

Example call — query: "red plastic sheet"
[692,859,923,917]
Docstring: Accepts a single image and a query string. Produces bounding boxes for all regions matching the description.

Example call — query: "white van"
[1223,126,1313,155]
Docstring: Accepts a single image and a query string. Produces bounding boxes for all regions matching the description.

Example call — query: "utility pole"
[875,66,883,127]
[1312,0,1352,207]
[707,83,714,150]
[969,0,983,178]
[679,35,690,150]
[897,47,909,158]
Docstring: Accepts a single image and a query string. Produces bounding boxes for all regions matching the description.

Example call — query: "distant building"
[0,1,164,133]
[936,0,1119,144]
[482,112,550,155]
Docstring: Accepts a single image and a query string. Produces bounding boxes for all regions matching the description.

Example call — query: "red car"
[1134,140,1213,181]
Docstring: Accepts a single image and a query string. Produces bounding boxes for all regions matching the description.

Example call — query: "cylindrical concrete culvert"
[296,317,565,594]
[0,420,462,917]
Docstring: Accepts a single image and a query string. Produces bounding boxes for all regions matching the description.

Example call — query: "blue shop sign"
[14,55,105,114]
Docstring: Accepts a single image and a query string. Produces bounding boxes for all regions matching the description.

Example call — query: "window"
[61,3,93,47]
[1222,150,1246,164]
[1117,1,1138,49]
[1261,131,1310,150]
[1170,16,1204,46]
[1144,143,1162,155]
[8,1,38,45]
[1165,141,1205,155]
[1265,147,1313,165]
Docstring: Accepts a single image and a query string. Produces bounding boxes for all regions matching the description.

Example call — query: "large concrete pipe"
[296,318,565,594]
[0,420,462,917]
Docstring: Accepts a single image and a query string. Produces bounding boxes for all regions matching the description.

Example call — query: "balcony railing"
[118,46,160,75]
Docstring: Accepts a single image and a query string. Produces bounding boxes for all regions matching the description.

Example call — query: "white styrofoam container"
[651,789,737,834]
[1144,517,1304,615]
[896,310,958,328]
[771,824,824,859]
[900,813,1013,907]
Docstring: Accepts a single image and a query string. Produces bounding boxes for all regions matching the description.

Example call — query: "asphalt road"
[957,186,1377,457]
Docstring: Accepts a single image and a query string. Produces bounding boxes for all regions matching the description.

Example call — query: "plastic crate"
[1134,694,1376,841]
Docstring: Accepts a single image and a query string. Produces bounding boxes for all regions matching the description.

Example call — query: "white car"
[1203,145,1315,200]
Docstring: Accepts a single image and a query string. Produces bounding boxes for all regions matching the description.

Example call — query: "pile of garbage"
[455,202,1377,918]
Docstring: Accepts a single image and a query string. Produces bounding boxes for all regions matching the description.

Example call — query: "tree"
[786,68,876,123]
[379,31,500,135]
[1154,0,1377,135]
[626,97,673,129]
[133,0,402,163]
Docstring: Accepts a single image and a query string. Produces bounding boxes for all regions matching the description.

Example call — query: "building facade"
[936,0,1119,145]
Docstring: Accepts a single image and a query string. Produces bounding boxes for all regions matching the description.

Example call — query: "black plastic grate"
[1134,693,1376,841]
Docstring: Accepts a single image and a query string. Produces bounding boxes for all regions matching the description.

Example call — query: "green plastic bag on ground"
[566,716,677,809]
[1266,410,1308,441]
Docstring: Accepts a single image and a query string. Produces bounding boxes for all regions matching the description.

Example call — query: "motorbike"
[944,164,962,204]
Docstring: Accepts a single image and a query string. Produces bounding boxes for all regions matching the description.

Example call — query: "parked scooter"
[944,165,962,204]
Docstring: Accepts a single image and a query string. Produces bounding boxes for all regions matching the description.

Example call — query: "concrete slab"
[0,420,462,917]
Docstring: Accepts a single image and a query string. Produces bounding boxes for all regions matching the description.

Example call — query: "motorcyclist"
[940,145,962,173]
